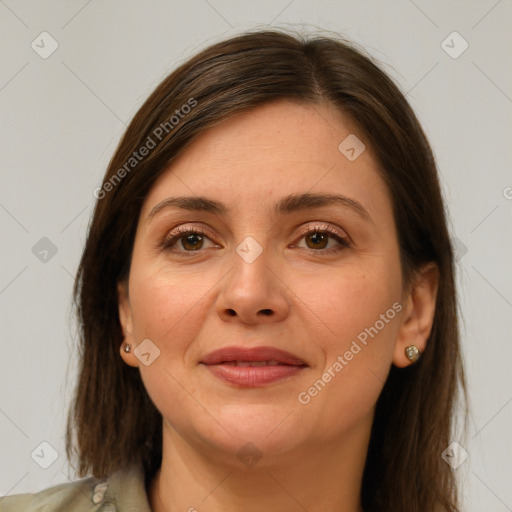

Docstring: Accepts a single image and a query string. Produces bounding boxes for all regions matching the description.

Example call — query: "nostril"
[226,309,236,316]
[260,309,273,316]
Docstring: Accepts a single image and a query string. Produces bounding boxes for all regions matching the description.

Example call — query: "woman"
[1,29,466,512]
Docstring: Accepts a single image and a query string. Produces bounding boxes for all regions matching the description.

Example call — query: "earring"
[405,345,420,363]
[123,344,132,353]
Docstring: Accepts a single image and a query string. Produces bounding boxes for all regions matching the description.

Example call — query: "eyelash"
[160,224,350,256]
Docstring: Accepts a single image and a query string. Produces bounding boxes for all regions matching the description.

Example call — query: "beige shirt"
[0,463,153,512]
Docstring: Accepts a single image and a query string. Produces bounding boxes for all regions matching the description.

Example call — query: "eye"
[160,226,219,254]
[293,224,350,253]
[160,223,350,256]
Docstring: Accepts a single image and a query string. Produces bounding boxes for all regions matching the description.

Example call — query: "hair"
[66,29,466,511]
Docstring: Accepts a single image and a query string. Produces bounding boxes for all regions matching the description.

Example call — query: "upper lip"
[200,346,308,366]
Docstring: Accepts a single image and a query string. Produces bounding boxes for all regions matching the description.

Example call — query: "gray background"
[1,1,511,510]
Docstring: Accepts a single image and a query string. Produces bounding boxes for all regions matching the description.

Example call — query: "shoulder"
[0,463,152,512]
[0,475,103,512]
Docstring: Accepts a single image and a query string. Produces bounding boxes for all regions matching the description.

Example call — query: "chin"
[193,403,309,462]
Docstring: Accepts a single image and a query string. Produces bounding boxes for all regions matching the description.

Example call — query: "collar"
[98,463,153,512]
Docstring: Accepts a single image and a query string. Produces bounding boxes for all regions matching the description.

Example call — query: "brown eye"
[161,227,217,254]
[305,231,329,250]
[181,233,204,251]
[294,225,350,254]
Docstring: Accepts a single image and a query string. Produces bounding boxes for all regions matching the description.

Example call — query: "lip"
[200,345,308,388]
[201,345,307,366]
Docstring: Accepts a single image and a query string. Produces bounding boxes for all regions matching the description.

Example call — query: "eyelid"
[295,222,349,242]
[159,224,218,252]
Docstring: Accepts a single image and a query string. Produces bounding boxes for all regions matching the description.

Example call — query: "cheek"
[128,268,212,345]
[293,261,401,348]
[292,264,401,430]
[127,271,213,425]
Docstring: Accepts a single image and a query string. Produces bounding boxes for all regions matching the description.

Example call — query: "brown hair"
[67,29,466,511]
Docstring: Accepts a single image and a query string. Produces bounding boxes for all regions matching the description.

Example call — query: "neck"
[149,420,370,512]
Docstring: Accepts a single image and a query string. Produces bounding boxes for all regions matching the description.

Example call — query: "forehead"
[140,100,389,218]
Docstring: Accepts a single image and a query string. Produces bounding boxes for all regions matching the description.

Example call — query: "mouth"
[200,345,308,387]
[217,360,293,367]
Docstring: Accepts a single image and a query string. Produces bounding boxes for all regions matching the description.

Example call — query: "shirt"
[0,463,153,512]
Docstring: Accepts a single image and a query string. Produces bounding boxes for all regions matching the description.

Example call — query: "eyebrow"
[146,192,373,223]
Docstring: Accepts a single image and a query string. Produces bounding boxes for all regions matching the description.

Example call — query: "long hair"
[66,29,466,511]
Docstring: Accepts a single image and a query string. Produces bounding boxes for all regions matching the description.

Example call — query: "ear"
[117,281,139,368]
[393,262,439,368]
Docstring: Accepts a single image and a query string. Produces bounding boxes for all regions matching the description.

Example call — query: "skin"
[118,100,439,512]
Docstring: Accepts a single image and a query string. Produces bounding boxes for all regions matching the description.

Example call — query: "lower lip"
[202,363,306,387]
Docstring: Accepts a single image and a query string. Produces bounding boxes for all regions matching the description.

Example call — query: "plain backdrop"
[1,1,511,510]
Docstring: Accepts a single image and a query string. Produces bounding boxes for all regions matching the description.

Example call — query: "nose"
[216,241,290,324]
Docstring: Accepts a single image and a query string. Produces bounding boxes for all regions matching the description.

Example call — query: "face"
[118,100,416,463]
